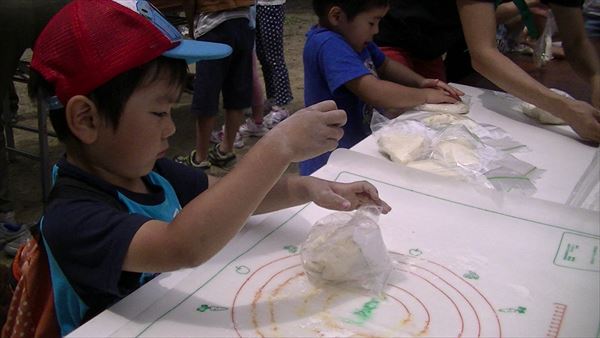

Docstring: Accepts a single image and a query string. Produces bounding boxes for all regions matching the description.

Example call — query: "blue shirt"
[301,26,386,175]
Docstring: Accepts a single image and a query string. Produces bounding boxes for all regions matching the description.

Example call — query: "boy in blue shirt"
[301,0,465,175]
[7,0,391,336]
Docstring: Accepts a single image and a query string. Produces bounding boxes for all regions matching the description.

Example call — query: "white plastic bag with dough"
[375,120,433,164]
[300,206,392,295]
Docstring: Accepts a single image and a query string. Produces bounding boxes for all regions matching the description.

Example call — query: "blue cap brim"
[163,40,232,64]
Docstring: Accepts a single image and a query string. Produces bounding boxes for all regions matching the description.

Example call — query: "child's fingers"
[321,109,347,127]
[308,100,338,112]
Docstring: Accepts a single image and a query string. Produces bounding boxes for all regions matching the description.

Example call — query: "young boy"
[8,0,390,336]
[300,0,465,175]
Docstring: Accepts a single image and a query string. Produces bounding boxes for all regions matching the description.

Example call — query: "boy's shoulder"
[47,159,124,210]
[305,25,348,48]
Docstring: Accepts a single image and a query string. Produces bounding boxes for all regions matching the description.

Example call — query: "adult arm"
[551,4,600,108]
[457,0,600,142]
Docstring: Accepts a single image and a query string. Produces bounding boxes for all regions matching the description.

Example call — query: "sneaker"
[0,222,28,252]
[239,118,268,137]
[264,106,289,129]
[210,125,245,149]
[173,149,211,170]
[208,143,237,169]
[4,228,32,257]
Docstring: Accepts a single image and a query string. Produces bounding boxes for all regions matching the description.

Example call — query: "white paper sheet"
[69,149,600,338]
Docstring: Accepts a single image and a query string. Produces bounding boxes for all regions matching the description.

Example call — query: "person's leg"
[251,49,265,124]
[221,18,254,153]
[221,109,244,154]
[194,115,216,163]
[187,23,233,167]
[239,49,269,138]
[255,4,293,107]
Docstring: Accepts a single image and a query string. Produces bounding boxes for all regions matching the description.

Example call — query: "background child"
[6,0,391,336]
[178,0,254,170]
[301,0,464,175]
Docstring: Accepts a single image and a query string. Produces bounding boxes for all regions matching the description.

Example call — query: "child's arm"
[345,73,457,118]
[253,175,391,214]
[122,101,350,273]
[378,58,464,100]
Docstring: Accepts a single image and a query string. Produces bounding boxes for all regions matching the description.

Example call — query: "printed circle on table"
[231,252,501,337]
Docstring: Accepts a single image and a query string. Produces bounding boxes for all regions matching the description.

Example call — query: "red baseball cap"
[31,0,232,105]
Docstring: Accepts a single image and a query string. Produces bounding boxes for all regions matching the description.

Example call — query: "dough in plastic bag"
[300,206,392,295]
[377,132,427,164]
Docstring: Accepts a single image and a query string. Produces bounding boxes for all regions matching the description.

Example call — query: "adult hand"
[565,99,600,143]
[304,178,392,213]
[267,100,347,162]
[420,78,465,101]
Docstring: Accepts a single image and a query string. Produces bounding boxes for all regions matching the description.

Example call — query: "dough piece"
[520,88,569,125]
[302,234,365,282]
[416,101,470,114]
[521,104,566,124]
[406,159,461,177]
[422,113,463,128]
[435,140,480,168]
[377,133,426,164]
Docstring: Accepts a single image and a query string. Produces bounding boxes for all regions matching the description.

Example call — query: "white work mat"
[69,150,600,338]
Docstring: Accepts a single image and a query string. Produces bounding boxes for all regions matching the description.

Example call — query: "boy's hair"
[28,56,187,142]
[312,0,390,21]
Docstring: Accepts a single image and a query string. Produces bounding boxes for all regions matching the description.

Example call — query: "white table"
[68,85,600,338]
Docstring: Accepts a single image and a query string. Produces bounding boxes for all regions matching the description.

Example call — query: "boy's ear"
[327,6,344,26]
[65,95,100,144]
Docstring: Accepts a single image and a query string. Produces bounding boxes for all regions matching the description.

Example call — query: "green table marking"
[554,233,600,271]
[344,298,381,325]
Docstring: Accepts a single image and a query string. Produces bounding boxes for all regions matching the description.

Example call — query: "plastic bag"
[370,110,542,194]
[300,206,392,295]
[533,11,557,67]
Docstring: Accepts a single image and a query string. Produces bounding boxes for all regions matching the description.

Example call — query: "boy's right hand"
[423,88,459,104]
[267,100,347,162]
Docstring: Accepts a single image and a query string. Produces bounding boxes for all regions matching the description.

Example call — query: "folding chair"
[2,60,55,203]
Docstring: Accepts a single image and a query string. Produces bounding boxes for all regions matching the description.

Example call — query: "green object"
[463,271,480,280]
[347,299,381,325]
[499,306,527,314]
[283,245,298,253]
[495,0,540,40]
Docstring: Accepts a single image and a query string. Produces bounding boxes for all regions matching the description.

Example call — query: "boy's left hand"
[304,178,391,213]
[420,79,465,101]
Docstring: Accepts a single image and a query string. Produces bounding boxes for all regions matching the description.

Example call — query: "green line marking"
[498,306,527,314]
